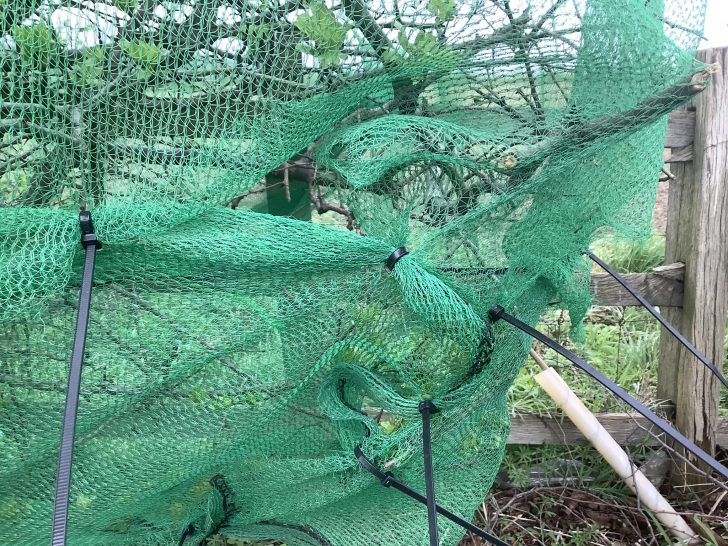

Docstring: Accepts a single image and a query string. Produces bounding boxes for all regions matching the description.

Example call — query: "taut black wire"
[51,212,101,546]
[419,400,440,546]
[587,251,728,389]
[489,305,728,480]
[354,447,510,546]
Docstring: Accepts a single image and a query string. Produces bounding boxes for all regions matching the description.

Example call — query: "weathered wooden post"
[657,47,728,486]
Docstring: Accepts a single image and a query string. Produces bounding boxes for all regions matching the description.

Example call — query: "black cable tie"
[385,247,409,272]
[51,211,101,546]
[488,305,505,322]
[79,210,102,249]
[586,251,728,390]
[354,447,510,546]
[490,304,728,480]
[177,524,196,546]
[418,399,440,414]
[355,446,391,485]
[418,399,440,546]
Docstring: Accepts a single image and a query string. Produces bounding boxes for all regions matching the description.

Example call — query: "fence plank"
[664,145,694,163]
[657,47,728,487]
[666,110,696,147]
[588,263,684,307]
[507,413,728,447]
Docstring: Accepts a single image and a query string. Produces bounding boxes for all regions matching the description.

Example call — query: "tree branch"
[504,65,719,173]
[307,179,355,230]
[0,143,40,173]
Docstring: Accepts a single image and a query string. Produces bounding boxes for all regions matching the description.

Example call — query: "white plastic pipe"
[534,365,698,544]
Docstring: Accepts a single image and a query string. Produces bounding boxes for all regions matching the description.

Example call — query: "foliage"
[427,0,457,22]
[497,234,728,544]
[13,23,57,67]
[295,2,352,68]
[112,0,138,13]
[590,235,666,274]
[70,47,106,87]
[509,306,662,415]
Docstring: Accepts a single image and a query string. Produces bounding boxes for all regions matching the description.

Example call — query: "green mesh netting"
[0,0,710,544]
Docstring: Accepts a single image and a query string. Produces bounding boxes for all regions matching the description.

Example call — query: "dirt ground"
[461,485,728,546]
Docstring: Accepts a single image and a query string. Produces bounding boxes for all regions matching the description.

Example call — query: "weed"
[590,235,666,274]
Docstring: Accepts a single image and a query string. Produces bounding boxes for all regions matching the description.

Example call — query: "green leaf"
[413,31,439,54]
[13,23,57,67]
[398,28,458,65]
[112,0,138,13]
[382,49,405,66]
[295,2,351,67]
[427,0,457,21]
[120,40,161,68]
[71,47,105,87]
[241,23,272,57]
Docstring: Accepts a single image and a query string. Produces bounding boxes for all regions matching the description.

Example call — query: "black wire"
[419,400,440,546]
[489,305,728,480]
[354,447,511,546]
[51,212,101,546]
[177,524,196,546]
[587,251,728,390]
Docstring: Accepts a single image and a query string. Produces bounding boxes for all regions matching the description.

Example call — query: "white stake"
[529,349,698,544]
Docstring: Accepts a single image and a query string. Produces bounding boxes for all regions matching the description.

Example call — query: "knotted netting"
[0,0,710,544]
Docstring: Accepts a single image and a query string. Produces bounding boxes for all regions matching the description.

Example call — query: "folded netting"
[0,0,708,544]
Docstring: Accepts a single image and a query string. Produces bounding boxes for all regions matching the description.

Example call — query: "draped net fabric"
[0,0,708,544]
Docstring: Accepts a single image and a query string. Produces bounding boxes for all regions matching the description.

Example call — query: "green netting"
[0,0,709,544]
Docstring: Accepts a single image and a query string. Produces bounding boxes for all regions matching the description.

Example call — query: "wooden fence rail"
[587,262,684,307]
[508,413,728,447]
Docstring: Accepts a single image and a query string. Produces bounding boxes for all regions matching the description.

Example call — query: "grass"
[589,235,666,274]
[492,233,728,545]
[509,233,728,418]
[508,306,663,416]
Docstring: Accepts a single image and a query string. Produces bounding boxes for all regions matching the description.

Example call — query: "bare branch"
[0,143,40,173]
[504,66,720,173]
[307,179,355,230]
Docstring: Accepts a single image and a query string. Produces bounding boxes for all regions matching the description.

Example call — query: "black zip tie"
[354,446,510,546]
[385,247,409,272]
[51,211,101,546]
[489,305,728,480]
[177,524,196,546]
[586,251,728,390]
[419,400,440,546]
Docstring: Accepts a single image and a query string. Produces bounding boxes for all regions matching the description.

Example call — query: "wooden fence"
[508,48,728,482]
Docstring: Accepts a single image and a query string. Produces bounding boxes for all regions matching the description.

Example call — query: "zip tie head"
[79,211,102,249]
[418,399,440,414]
[488,305,504,322]
[384,247,409,272]
[381,472,395,487]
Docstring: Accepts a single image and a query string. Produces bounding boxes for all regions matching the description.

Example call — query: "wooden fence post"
[657,47,728,486]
